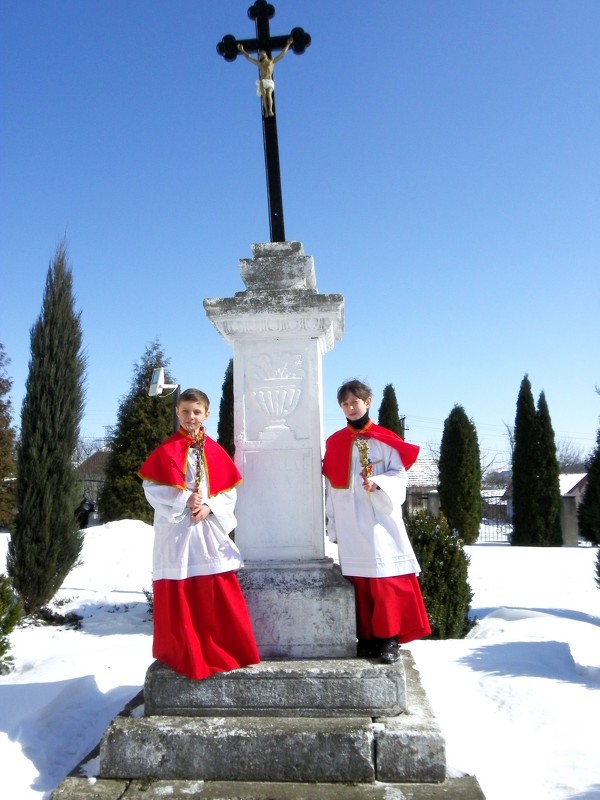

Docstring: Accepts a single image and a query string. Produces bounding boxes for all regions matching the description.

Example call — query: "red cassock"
[140,428,260,679]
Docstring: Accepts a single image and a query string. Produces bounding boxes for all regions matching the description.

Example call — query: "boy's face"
[340,392,371,421]
[176,400,210,433]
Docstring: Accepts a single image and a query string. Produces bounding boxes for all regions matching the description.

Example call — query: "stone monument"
[48,5,487,796]
[204,240,354,658]
[213,2,355,658]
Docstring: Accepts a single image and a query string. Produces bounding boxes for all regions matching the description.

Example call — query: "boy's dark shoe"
[356,639,376,658]
[378,637,400,664]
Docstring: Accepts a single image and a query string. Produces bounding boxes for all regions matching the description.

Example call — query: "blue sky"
[1,0,599,469]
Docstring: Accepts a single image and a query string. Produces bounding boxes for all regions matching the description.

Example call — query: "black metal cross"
[217,1,311,243]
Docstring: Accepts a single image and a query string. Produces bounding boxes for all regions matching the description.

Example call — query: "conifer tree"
[511,375,540,546]
[377,384,405,437]
[512,377,563,546]
[0,574,21,673]
[406,511,474,639]
[98,340,175,523]
[534,391,562,545]
[217,358,235,458]
[7,244,85,614]
[578,425,600,545]
[438,405,482,544]
[0,344,17,529]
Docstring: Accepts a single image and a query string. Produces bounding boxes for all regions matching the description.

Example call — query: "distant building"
[503,472,588,545]
[406,458,439,515]
[75,449,109,504]
[558,473,587,507]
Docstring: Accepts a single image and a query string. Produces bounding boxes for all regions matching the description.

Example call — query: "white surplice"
[143,456,243,581]
[325,438,421,579]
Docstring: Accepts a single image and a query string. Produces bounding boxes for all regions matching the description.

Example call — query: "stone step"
[100,710,446,784]
[101,715,376,783]
[144,656,407,718]
[100,652,446,785]
[52,776,487,799]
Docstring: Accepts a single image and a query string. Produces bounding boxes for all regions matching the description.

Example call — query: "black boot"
[356,639,376,658]
[378,637,400,664]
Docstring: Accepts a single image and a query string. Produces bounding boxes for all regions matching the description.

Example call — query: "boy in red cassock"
[322,379,431,664]
[139,387,259,680]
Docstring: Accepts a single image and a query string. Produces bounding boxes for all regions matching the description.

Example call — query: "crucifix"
[217,1,311,243]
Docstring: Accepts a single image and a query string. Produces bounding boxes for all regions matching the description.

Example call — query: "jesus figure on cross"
[237,36,293,118]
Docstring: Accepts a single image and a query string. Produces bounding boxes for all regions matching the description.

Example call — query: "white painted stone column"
[204,241,355,657]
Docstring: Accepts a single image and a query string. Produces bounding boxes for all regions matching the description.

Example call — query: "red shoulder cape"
[139,428,241,497]
[322,420,420,489]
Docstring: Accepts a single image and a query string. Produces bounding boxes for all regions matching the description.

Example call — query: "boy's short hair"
[336,379,372,405]
[177,388,210,409]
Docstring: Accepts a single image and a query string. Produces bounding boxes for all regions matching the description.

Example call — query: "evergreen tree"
[512,376,563,546]
[0,574,22,673]
[511,375,540,546]
[0,344,17,529]
[438,405,482,544]
[7,244,85,615]
[578,425,600,545]
[98,340,175,523]
[377,384,405,437]
[406,511,474,639]
[534,391,562,545]
[217,359,235,459]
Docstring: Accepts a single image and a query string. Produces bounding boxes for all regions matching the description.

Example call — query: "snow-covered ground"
[1,522,599,800]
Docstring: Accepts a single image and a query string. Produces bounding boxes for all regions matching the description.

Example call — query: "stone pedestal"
[100,654,447,785]
[204,242,354,657]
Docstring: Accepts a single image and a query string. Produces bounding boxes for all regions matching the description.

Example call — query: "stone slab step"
[144,656,407,718]
[100,709,445,785]
[100,715,376,783]
[101,652,446,785]
[52,776,487,800]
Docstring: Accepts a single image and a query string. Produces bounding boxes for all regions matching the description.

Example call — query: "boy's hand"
[191,504,211,523]
[186,490,203,513]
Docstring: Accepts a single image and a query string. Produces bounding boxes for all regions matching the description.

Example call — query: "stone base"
[238,562,356,658]
[144,658,407,717]
[100,653,446,785]
[52,776,487,800]
[101,715,376,783]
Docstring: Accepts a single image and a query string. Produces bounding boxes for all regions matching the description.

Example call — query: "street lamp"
[148,367,179,432]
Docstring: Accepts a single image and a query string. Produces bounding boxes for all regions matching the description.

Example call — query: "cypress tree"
[0,344,17,529]
[512,375,540,546]
[7,244,85,615]
[438,405,482,544]
[406,511,474,639]
[377,384,405,437]
[0,574,22,673]
[534,391,562,545]
[98,340,175,523]
[217,358,235,458]
[578,426,600,545]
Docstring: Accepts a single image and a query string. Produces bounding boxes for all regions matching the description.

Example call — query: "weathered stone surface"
[50,776,128,800]
[52,777,487,799]
[237,563,356,659]
[239,241,318,292]
[375,653,446,783]
[100,715,375,783]
[144,657,407,717]
[121,778,485,799]
[376,720,446,784]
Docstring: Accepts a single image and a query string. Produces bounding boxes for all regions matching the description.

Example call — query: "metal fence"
[478,493,512,543]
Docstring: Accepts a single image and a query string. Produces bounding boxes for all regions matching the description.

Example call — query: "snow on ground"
[1,522,599,800]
